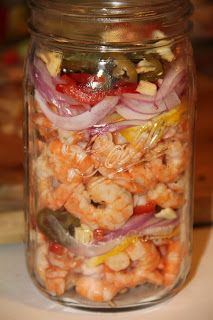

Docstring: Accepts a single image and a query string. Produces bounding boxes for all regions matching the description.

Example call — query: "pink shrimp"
[163,240,183,286]
[65,176,133,230]
[75,277,120,302]
[147,183,185,209]
[47,139,95,183]
[32,112,57,141]
[150,139,188,183]
[104,240,163,291]
[98,166,145,194]
[91,132,141,170]
[35,152,75,210]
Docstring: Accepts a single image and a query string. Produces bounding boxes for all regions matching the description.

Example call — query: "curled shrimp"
[58,128,90,147]
[150,139,188,183]
[91,133,141,170]
[98,160,158,193]
[163,240,183,286]
[105,240,163,291]
[65,176,133,230]
[32,112,57,141]
[147,183,185,209]
[35,152,75,210]
[98,166,145,194]
[35,234,81,296]
[47,139,95,183]
[75,277,120,302]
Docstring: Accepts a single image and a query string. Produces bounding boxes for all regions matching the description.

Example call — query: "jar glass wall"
[24,0,196,309]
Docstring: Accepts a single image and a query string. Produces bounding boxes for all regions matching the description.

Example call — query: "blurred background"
[0,0,212,243]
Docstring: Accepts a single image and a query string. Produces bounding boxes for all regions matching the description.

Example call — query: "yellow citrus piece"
[120,103,186,148]
[86,236,138,268]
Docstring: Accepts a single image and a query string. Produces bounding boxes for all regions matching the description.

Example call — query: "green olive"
[62,52,103,73]
[36,208,80,242]
[103,53,138,83]
[138,55,164,82]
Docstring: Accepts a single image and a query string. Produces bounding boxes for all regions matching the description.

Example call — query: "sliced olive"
[138,55,164,82]
[103,53,138,83]
[62,52,102,73]
[36,208,80,242]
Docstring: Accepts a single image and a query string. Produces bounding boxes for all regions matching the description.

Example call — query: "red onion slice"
[46,214,121,257]
[89,119,147,135]
[99,212,179,242]
[100,212,154,242]
[162,90,181,110]
[122,93,156,103]
[116,103,160,120]
[155,58,186,101]
[122,96,165,115]
[32,59,91,116]
[35,90,119,131]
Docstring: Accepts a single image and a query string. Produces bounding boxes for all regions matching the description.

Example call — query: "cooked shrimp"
[33,112,57,141]
[38,177,74,210]
[105,240,162,290]
[34,242,49,284]
[129,163,157,190]
[75,277,120,302]
[98,166,145,194]
[150,139,188,183]
[48,249,77,271]
[91,133,141,170]
[45,266,68,296]
[35,152,74,210]
[58,129,89,147]
[163,240,183,286]
[47,139,95,183]
[65,177,133,230]
[126,239,161,271]
[147,183,185,209]
[99,161,157,193]
[105,252,130,272]
[168,175,186,193]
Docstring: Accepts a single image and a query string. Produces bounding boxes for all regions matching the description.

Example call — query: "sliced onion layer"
[155,58,186,101]
[89,119,147,136]
[100,212,179,242]
[32,59,90,116]
[116,103,160,120]
[46,215,121,257]
[35,90,119,131]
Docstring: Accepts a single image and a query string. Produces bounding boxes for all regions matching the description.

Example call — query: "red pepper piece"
[57,82,107,105]
[133,201,156,215]
[112,82,137,95]
[93,228,108,241]
[56,78,137,106]
[49,242,65,256]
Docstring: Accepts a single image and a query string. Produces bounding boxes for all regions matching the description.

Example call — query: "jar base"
[31,271,189,311]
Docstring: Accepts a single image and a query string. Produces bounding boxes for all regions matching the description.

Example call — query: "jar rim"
[28,0,192,21]
[28,0,193,51]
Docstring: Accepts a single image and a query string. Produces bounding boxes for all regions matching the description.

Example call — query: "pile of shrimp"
[32,107,189,303]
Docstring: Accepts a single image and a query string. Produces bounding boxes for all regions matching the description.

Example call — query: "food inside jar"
[29,28,190,304]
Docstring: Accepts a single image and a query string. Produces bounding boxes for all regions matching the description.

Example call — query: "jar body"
[24,0,196,309]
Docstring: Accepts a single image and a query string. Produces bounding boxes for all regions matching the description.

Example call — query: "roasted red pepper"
[56,73,137,106]
[133,201,156,215]
[49,242,65,256]
[93,228,108,241]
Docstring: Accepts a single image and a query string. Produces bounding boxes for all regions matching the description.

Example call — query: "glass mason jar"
[24,0,196,310]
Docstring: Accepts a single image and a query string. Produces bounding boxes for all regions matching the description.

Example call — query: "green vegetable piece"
[138,55,164,82]
[36,208,80,242]
[62,52,103,73]
[104,53,138,83]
